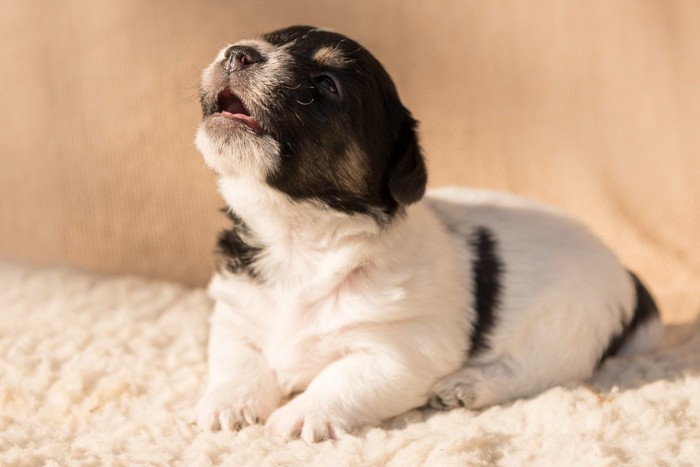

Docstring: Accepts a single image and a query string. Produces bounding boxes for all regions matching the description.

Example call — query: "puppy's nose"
[223,45,264,72]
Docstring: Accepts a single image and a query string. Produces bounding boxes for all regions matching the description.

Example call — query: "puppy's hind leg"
[429,358,525,410]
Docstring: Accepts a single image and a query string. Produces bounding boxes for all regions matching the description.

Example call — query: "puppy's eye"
[314,75,339,95]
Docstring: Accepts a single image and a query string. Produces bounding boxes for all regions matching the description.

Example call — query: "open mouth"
[214,88,262,132]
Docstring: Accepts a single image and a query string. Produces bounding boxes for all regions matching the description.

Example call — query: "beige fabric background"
[1,1,698,323]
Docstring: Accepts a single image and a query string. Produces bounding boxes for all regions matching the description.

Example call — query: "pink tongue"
[217,88,261,132]
[222,108,261,132]
[240,115,262,132]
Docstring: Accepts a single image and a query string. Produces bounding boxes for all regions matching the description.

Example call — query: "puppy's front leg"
[266,350,429,442]
[195,302,281,431]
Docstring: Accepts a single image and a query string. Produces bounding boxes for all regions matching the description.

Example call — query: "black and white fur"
[193,26,663,442]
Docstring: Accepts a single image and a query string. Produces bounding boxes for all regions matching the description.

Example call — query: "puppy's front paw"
[265,394,348,443]
[194,380,281,432]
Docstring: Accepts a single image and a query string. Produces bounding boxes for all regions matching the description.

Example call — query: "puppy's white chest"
[210,235,373,396]
[261,295,347,395]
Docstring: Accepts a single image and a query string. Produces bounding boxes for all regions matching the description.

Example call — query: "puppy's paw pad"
[429,376,477,409]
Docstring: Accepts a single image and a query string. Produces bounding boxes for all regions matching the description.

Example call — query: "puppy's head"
[196,25,427,221]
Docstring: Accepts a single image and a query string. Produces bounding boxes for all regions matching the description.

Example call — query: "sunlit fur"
[194,26,663,443]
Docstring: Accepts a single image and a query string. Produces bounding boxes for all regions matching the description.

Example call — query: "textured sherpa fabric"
[1,262,698,466]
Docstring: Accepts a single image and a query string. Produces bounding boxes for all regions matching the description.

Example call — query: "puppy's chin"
[195,120,281,178]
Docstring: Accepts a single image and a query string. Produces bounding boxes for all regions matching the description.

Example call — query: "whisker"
[296,98,315,106]
[183,83,203,102]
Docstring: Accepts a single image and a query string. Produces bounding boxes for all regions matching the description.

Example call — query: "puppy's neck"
[217,175,382,250]
[216,175,390,293]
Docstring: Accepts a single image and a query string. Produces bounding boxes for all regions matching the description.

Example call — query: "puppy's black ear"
[388,114,427,206]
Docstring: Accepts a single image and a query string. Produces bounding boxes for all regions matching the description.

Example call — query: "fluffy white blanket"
[1,262,698,465]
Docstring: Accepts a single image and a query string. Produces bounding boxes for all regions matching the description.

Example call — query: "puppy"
[193,25,663,442]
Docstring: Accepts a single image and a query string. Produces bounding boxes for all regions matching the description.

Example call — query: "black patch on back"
[468,227,503,357]
[598,271,660,366]
[216,209,262,279]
